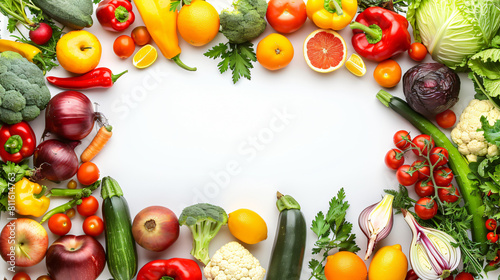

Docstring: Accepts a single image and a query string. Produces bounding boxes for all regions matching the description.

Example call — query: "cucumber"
[266,192,307,280]
[101,176,138,280]
[31,0,93,30]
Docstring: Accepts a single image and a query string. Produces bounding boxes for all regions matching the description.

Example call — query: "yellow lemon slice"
[133,44,158,69]
[345,53,366,77]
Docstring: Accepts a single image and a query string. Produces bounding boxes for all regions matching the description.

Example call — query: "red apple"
[0,218,49,267]
[46,235,105,280]
[132,206,179,252]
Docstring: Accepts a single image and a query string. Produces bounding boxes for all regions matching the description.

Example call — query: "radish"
[29,23,53,45]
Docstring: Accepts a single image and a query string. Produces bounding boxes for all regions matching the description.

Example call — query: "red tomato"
[48,213,72,236]
[13,272,31,280]
[393,130,411,150]
[415,197,438,220]
[411,134,435,156]
[131,26,151,46]
[396,165,419,186]
[438,184,460,203]
[411,160,430,180]
[486,219,497,231]
[385,149,405,170]
[488,231,499,243]
[266,0,307,34]
[436,109,457,129]
[434,167,454,186]
[36,276,52,280]
[414,180,435,198]
[455,272,474,280]
[66,208,76,219]
[77,196,99,217]
[429,147,449,167]
[408,42,427,61]
[113,35,135,59]
[77,162,100,186]
[83,215,104,237]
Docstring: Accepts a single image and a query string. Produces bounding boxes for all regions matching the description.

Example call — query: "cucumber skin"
[31,0,93,29]
[266,209,307,280]
[102,196,138,280]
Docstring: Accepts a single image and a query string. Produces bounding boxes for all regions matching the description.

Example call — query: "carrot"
[81,125,113,162]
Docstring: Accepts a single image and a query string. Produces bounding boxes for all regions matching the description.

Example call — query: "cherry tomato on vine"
[414,180,435,198]
[411,134,435,156]
[13,272,31,280]
[385,148,405,170]
[266,0,307,34]
[373,59,402,88]
[429,147,449,167]
[408,42,427,61]
[415,197,438,220]
[77,196,99,217]
[486,219,498,231]
[396,165,419,186]
[436,109,457,129]
[438,184,460,203]
[455,272,475,280]
[113,35,135,59]
[131,26,151,46]
[48,213,72,236]
[393,130,411,150]
[77,162,100,186]
[434,167,454,186]
[83,215,104,237]
[488,231,499,243]
[411,160,430,180]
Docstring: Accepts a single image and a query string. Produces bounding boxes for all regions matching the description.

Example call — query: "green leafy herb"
[204,42,257,84]
[0,160,34,212]
[358,0,408,13]
[169,0,191,12]
[93,0,101,4]
[384,185,415,214]
[479,116,500,147]
[309,188,360,280]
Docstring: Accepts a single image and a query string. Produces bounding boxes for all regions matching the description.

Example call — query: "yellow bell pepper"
[14,178,50,217]
[0,39,42,62]
[134,0,196,71]
[306,0,357,30]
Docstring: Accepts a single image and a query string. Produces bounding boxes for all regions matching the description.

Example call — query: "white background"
[1,2,500,279]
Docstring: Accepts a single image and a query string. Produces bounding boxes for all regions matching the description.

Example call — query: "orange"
[373,59,402,88]
[56,30,102,74]
[133,44,158,69]
[304,29,347,73]
[228,209,267,244]
[345,53,366,77]
[368,244,408,280]
[177,0,220,47]
[324,251,367,280]
[256,33,294,71]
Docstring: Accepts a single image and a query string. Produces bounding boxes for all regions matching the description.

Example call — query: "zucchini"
[377,90,487,253]
[31,0,93,30]
[101,176,138,280]
[266,192,307,280]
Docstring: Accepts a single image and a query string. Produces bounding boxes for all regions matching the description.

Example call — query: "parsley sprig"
[0,160,34,212]
[309,188,360,280]
[204,42,257,84]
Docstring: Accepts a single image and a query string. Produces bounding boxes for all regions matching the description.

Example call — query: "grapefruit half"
[304,29,347,73]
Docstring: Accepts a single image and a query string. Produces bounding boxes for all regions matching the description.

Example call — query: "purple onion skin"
[44,91,96,141]
[34,139,80,182]
[403,63,460,116]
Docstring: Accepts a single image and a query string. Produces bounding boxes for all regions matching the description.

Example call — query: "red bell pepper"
[0,121,36,163]
[46,67,128,90]
[96,0,135,32]
[350,7,411,62]
[137,258,202,280]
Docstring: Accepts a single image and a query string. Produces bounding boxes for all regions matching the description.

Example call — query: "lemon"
[345,53,366,77]
[133,44,158,69]
[368,244,408,280]
[228,209,267,244]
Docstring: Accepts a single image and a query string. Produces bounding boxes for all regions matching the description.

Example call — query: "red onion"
[44,91,104,141]
[33,139,80,182]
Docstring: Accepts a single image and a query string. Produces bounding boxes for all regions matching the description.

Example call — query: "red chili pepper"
[137,258,202,280]
[46,68,128,90]
[0,121,36,163]
[349,7,411,62]
[96,0,135,32]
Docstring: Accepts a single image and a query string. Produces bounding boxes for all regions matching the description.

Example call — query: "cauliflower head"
[451,99,500,162]
[0,51,51,124]
[204,241,265,280]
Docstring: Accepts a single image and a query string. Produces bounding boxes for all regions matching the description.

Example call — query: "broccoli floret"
[179,203,228,265]
[0,51,51,124]
[220,0,267,44]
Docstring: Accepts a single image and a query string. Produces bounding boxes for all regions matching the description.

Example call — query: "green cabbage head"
[407,0,500,70]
